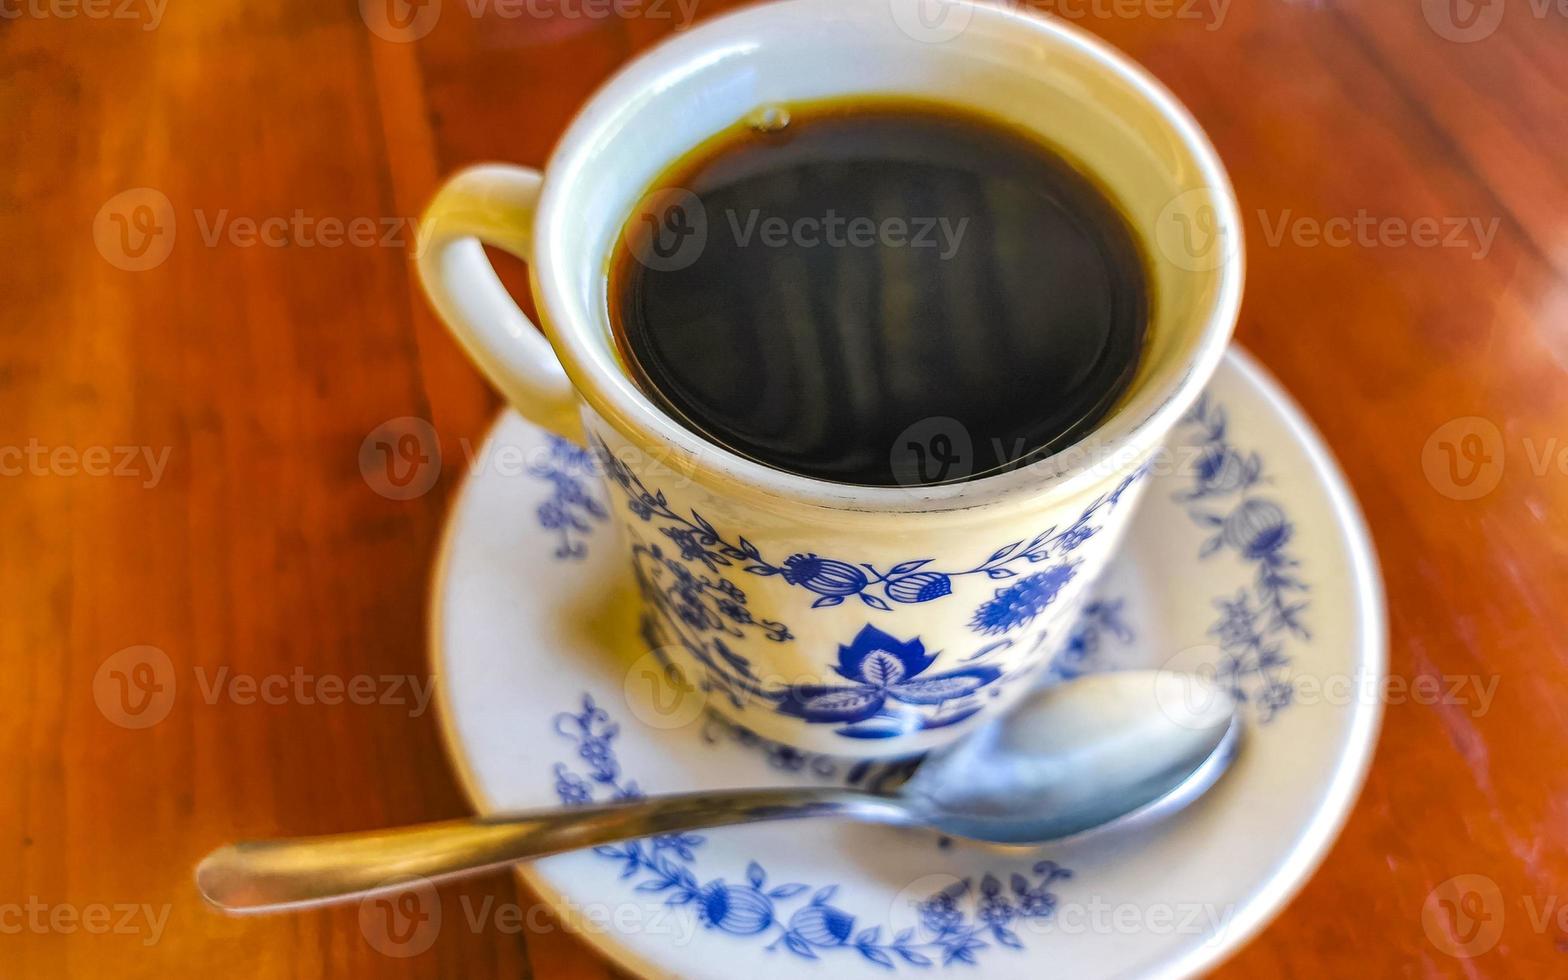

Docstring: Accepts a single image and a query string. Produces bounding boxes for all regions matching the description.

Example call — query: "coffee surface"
[611,101,1149,486]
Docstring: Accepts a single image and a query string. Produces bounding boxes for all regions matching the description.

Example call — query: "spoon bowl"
[906,670,1241,844]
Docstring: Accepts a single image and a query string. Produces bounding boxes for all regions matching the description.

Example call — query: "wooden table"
[3,1,1565,976]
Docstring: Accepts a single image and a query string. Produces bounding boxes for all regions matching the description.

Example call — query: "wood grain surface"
[2,1,1566,976]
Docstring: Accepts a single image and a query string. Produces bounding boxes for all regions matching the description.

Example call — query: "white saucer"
[432,348,1385,980]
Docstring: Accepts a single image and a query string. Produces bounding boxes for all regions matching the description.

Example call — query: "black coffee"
[610,100,1149,487]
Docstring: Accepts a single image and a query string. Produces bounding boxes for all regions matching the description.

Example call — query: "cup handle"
[416,164,584,443]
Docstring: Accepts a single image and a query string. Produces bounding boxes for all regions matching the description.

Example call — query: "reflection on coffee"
[611,99,1150,487]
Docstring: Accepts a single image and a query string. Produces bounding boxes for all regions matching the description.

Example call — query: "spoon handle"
[197,787,911,914]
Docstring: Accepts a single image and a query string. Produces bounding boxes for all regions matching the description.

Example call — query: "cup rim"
[533,0,1243,515]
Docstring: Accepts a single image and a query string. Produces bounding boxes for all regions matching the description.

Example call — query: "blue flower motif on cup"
[550,694,1078,970]
[633,547,787,711]
[781,554,876,606]
[591,435,1146,732]
[592,435,1143,618]
[969,561,1080,635]
[1174,395,1309,722]
[775,625,1002,739]
[884,573,955,604]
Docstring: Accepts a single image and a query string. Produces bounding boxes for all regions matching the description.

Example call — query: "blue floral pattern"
[774,625,1003,739]
[542,414,1298,735]
[1174,396,1308,722]
[640,601,1015,739]
[595,436,1141,631]
[633,541,791,709]
[969,562,1082,635]
[698,706,924,789]
[553,694,1074,970]
[587,436,1148,738]
[1048,599,1135,681]
[530,436,608,559]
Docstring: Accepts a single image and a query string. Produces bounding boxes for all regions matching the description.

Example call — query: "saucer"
[432,347,1385,979]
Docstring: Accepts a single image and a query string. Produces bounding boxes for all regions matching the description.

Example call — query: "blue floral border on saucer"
[552,694,1074,969]
[1172,395,1309,722]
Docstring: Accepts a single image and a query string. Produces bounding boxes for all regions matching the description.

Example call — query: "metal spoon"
[197,670,1240,914]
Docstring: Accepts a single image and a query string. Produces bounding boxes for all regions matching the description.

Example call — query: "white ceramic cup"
[416,0,1242,757]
